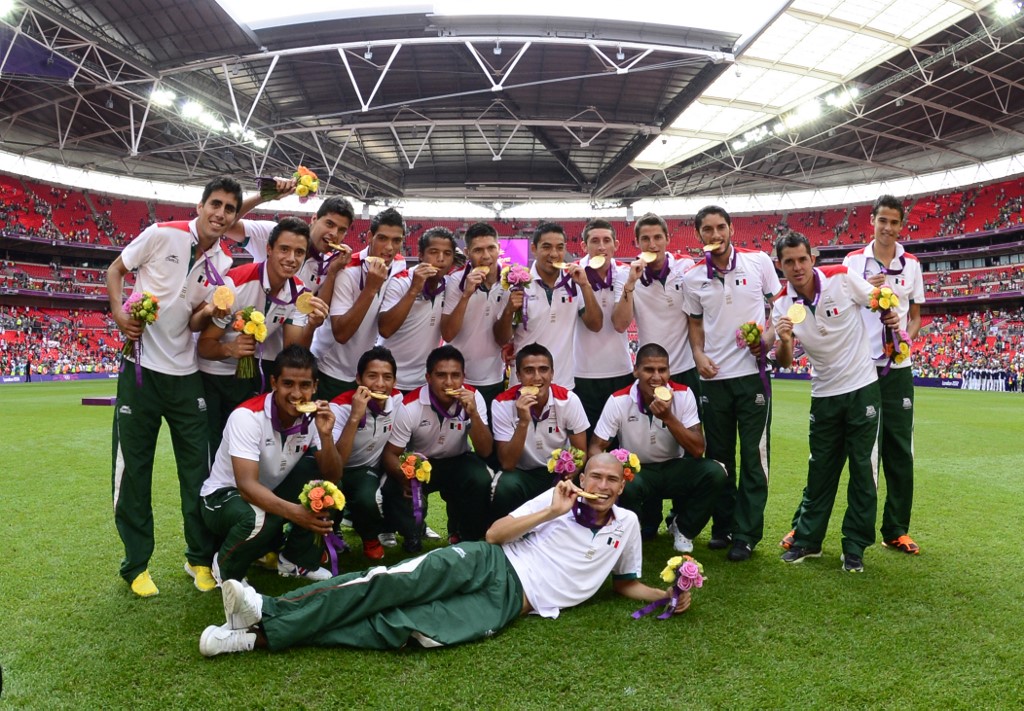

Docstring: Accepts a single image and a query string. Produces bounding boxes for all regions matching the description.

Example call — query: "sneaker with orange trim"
[779,530,795,550]
[363,539,385,561]
[882,535,920,555]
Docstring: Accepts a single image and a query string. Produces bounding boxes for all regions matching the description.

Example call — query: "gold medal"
[212,286,235,310]
[639,252,658,263]
[473,265,490,274]
[702,244,717,252]
[654,385,672,401]
[294,401,318,413]
[295,291,315,314]
[787,303,807,325]
[588,255,606,269]
[365,255,384,265]
[445,389,462,396]
[368,391,389,401]
[519,385,539,397]
[325,241,345,252]
[552,261,570,269]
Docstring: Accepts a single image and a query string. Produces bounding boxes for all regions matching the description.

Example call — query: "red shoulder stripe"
[157,220,191,232]
[495,387,519,403]
[402,388,422,405]
[848,247,866,256]
[227,262,261,285]
[819,265,849,278]
[331,390,357,406]
[463,383,478,393]
[669,381,689,392]
[237,393,268,412]
[611,384,633,397]
[550,383,570,400]
[905,253,919,262]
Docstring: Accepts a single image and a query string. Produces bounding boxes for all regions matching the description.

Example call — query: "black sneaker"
[841,553,864,573]
[402,536,422,554]
[780,545,822,564]
[727,540,753,562]
[708,535,732,550]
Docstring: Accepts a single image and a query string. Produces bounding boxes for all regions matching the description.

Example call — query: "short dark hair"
[774,232,812,261]
[694,205,731,230]
[532,222,565,247]
[370,207,405,236]
[357,346,397,379]
[273,344,318,381]
[635,342,670,368]
[426,344,465,374]
[268,216,311,249]
[871,195,905,221]
[514,343,553,373]
[583,218,616,242]
[465,222,498,248]
[317,196,355,224]
[419,226,456,255]
[200,176,243,210]
[633,212,668,240]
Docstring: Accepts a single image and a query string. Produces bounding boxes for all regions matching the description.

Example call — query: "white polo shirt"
[631,252,696,375]
[387,385,488,459]
[771,266,878,397]
[239,218,347,297]
[843,241,925,368]
[510,264,586,390]
[329,388,402,468]
[573,257,633,379]
[198,262,309,375]
[594,381,701,464]
[200,392,321,496]
[502,489,642,619]
[119,219,233,376]
[377,270,446,391]
[682,247,782,380]
[310,251,405,382]
[441,266,508,386]
[491,384,590,470]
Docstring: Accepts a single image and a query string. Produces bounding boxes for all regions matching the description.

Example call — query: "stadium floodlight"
[994,0,1022,18]
[0,0,14,18]
[150,88,176,107]
[181,101,205,119]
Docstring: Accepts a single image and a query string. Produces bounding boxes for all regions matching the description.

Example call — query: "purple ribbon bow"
[639,257,670,287]
[705,247,737,280]
[585,262,614,291]
[323,531,349,576]
[259,262,299,306]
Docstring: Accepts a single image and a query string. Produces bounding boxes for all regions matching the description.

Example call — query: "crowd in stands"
[0,304,120,377]
[925,265,1024,298]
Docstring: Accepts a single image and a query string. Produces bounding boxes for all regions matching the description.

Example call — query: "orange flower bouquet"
[399,452,431,525]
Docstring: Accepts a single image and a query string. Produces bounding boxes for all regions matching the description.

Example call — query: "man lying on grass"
[200,453,689,655]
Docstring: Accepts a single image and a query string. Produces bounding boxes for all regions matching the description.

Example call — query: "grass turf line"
[0,379,1022,708]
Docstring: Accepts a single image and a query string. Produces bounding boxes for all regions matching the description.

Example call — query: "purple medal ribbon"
[458,266,491,294]
[520,287,529,331]
[634,386,653,418]
[864,254,906,278]
[705,247,737,280]
[270,397,312,446]
[639,257,670,287]
[411,479,425,527]
[357,397,386,429]
[428,388,466,424]
[631,592,678,620]
[552,271,578,298]
[259,262,299,306]
[585,262,614,291]
[571,499,603,528]
[756,338,772,397]
[422,277,446,301]
[323,531,349,576]
[794,270,823,308]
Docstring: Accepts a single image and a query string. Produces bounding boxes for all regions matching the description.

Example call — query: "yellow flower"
[628,453,640,469]
[660,566,676,583]
[666,555,683,568]
[243,321,257,335]
[547,460,556,473]
[878,297,891,310]
[250,311,266,325]
[300,174,314,188]
[296,184,310,197]
[310,180,319,192]
[422,462,432,473]
[254,324,268,342]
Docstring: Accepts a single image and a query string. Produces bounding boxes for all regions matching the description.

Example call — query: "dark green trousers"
[316,371,356,402]
[618,458,726,540]
[792,383,880,557]
[200,456,327,581]
[382,453,493,541]
[491,466,552,520]
[574,373,634,439]
[702,374,771,546]
[877,367,915,540]
[200,371,260,456]
[261,541,523,650]
[111,360,214,582]
[342,465,386,541]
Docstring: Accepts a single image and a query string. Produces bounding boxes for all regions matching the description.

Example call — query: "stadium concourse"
[0,170,1022,390]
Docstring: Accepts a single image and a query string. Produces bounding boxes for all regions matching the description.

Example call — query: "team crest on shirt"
[166,255,179,264]
[823,306,840,317]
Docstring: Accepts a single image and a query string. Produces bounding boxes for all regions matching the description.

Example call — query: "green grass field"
[1,379,1022,709]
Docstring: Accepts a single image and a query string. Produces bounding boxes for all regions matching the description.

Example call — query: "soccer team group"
[106,176,924,656]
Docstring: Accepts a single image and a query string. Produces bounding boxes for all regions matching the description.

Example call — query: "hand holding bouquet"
[232,306,268,379]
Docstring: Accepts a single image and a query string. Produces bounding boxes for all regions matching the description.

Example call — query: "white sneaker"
[378,532,398,548]
[200,624,255,657]
[212,553,248,587]
[668,520,694,553]
[277,553,333,581]
[222,579,263,630]
[424,526,442,540]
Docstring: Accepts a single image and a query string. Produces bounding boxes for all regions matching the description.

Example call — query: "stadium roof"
[1,0,1022,211]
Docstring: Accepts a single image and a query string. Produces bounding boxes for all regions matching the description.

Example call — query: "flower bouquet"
[609,448,640,482]
[869,286,909,372]
[299,479,347,573]
[293,166,320,203]
[736,320,771,395]
[500,263,531,327]
[232,306,268,379]
[632,554,706,620]
[400,452,432,526]
[548,446,585,485]
[121,290,159,358]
